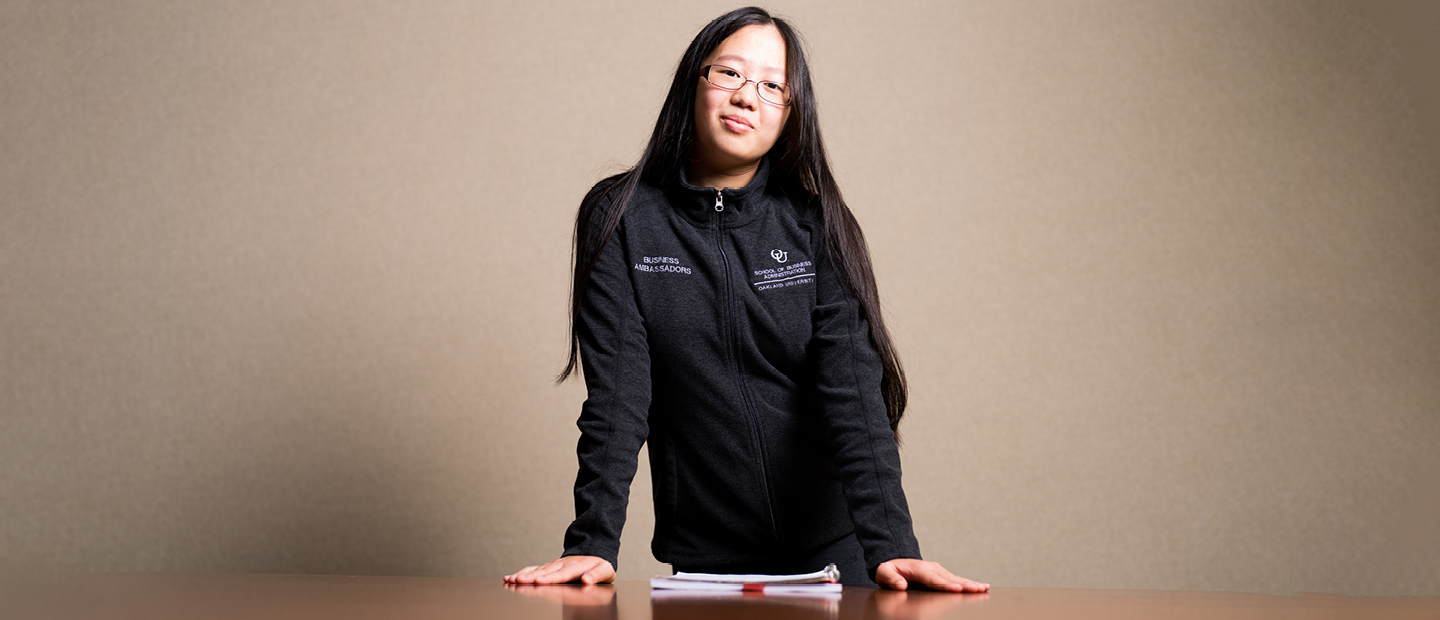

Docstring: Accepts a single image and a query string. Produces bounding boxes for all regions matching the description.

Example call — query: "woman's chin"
[714,144,770,168]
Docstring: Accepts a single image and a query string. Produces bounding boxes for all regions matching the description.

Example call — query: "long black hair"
[559,7,909,436]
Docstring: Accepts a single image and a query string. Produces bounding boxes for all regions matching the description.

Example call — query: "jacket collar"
[671,156,773,228]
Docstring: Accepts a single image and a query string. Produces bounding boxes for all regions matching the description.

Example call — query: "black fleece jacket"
[561,157,921,577]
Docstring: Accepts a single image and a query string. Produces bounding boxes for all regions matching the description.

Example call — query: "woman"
[504,7,988,592]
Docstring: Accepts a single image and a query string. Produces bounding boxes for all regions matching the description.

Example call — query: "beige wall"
[2,0,1437,596]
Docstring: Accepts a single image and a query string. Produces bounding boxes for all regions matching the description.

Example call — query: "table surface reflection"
[5,573,1437,619]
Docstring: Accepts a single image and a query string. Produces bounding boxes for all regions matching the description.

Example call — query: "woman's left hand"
[875,559,990,592]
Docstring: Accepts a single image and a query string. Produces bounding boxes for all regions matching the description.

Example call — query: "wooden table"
[4,573,1436,619]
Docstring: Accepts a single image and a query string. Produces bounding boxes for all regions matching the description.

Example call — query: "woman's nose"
[730,82,759,109]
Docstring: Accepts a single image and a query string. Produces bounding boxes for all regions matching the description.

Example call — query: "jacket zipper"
[714,189,779,540]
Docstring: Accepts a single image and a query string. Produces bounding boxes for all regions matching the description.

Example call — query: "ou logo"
[771,249,789,263]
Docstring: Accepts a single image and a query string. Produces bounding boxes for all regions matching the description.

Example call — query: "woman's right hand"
[504,555,616,585]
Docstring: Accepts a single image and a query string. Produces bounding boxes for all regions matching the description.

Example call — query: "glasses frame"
[699,64,792,107]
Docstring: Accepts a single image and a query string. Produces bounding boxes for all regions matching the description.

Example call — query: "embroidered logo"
[752,253,814,292]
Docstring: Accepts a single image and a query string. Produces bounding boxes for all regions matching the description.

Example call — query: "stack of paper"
[650,563,842,595]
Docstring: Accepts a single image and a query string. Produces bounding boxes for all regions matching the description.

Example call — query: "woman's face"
[691,24,791,179]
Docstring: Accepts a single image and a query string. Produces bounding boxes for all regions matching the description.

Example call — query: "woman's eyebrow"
[713,54,783,76]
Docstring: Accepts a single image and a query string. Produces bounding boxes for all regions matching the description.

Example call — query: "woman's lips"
[722,115,753,133]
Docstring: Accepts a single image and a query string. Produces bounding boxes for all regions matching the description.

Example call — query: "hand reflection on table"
[504,583,618,620]
[652,591,841,620]
[867,588,990,618]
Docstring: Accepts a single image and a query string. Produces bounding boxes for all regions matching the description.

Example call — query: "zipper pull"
[714,190,724,212]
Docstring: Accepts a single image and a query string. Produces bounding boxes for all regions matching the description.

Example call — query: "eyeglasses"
[699,65,791,106]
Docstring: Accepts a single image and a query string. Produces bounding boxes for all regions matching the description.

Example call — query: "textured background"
[2,0,1437,596]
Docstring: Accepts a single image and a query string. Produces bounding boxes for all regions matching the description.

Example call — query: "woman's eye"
[761,82,782,92]
[720,69,741,78]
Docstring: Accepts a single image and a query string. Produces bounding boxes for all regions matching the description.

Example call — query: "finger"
[924,575,987,592]
[921,566,989,593]
[897,562,988,592]
[875,563,909,590]
[579,562,614,585]
[509,565,543,579]
[538,558,598,584]
[530,564,578,584]
[920,565,976,592]
[521,562,573,584]
[505,565,541,583]
[947,575,990,592]
[890,561,942,587]
[938,579,989,593]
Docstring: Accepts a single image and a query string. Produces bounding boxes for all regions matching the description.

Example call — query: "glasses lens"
[704,66,791,106]
[757,81,791,106]
[705,66,746,90]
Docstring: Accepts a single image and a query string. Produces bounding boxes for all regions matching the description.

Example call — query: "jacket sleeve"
[809,235,922,578]
[560,219,651,570]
